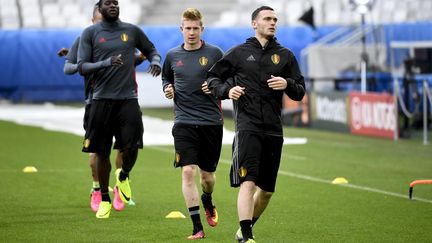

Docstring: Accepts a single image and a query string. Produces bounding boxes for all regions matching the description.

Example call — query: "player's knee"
[260,190,273,200]
[89,153,97,166]
[97,152,110,162]
[122,148,138,158]
[182,165,196,180]
[200,172,215,185]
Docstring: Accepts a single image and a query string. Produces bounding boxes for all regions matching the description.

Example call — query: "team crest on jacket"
[271,54,280,65]
[238,166,247,178]
[121,33,129,42]
[199,56,208,66]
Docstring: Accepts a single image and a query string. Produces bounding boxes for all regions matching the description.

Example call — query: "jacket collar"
[245,37,279,50]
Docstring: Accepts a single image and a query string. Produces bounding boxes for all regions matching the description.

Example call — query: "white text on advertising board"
[351,96,395,131]
[316,96,347,124]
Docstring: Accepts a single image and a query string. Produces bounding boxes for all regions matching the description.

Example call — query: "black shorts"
[83,103,91,131]
[230,131,284,192]
[172,123,223,173]
[82,99,143,154]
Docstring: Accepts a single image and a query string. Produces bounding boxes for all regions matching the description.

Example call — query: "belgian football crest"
[271,54,280,65]
[121,33,129,42]
[238,166,247,178]
[175,152,181,164]
[83,139,90,148]
[199,56,208,66]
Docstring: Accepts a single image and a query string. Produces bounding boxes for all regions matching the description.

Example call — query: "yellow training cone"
[165,211,186,219]
[332,177,348,184]
[22,166,38,173]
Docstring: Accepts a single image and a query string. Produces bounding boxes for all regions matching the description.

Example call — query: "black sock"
[252,217,259,226]
[240,220,253,240]
[188,206,203,233]
[201,192,213,210]
[119,169,129,181]
[101,191,111,202]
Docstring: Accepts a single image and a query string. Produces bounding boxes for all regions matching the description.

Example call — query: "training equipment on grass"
[332,177,348,184]
[409,179,432,199]
[22,166,38,173]
[165,211,186,218]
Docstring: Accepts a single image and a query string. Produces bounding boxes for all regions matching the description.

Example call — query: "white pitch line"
[148,146,432,204]
[277,170,432,204]
[6,145,431,204]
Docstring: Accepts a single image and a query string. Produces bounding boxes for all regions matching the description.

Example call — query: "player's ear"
[251,20,257,29]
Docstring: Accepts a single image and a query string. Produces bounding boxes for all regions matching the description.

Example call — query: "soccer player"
[78,0,161,219]
[162,8,223,240]
[207,6,305,243]
[58,4,146,213]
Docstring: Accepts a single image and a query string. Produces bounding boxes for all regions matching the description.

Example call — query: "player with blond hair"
[162,8,224,240]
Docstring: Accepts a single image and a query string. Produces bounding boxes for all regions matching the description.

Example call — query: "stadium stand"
[215,0,432,26]
[140,0,237,26]
[0,0,21,29]
[1,0,431,28]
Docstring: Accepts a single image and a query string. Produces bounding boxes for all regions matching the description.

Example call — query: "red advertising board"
[349,92,396,139]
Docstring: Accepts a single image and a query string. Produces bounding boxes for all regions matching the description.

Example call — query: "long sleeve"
[161,53,173,91]
[207,49,236,99]
[284,52,305,101]
[63,37,79,75]
[63,62,78,75]
[134,26,161,67]
[80,59,112,75]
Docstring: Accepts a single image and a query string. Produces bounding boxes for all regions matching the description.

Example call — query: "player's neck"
[103,16,119,23]
[184,40,202,51]
[255,34,271,48]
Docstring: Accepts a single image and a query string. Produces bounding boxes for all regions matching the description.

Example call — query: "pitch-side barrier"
[393,78,431,144]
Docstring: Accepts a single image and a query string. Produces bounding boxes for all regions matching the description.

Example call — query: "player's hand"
[148,64,161,77]
[138,53,147,61]
[202,81,211,95]
[111,54,123,66]
[228,86,245,100]
[267,75,287,90]
[164,84,174,99]
[57,48,69,57]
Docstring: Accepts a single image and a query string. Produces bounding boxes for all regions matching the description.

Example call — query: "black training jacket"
[207,37,305,136]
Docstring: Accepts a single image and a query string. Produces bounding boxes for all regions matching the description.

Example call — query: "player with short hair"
[78,0,161,219]
[58,4,146,213]
[57,4,145,212]
[207,6,305,242]
[162,8,224,240]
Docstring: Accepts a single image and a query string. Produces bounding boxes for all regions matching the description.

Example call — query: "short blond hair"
[182,8,203,26]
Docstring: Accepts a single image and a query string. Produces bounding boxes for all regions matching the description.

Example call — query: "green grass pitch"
[0,113,431,242]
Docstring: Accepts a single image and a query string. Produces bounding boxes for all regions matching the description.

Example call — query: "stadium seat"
[1,0,432,28]
[0,1,20,29]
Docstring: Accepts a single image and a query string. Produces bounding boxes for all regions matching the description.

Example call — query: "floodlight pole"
[360,13,368,93]
[424,79,429,145]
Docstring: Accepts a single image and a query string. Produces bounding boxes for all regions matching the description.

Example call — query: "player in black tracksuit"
[207,6,305,243]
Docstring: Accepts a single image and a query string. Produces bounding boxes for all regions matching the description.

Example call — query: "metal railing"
[393,78,431,144]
